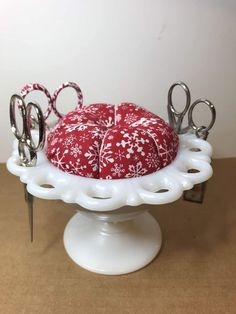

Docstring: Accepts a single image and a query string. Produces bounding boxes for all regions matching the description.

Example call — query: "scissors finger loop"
[52,82,83,118]
[25,102,46,151]
[21,83,52,120]
[188,98,216,133]
[10,94,27,140]
[168,81,191,116]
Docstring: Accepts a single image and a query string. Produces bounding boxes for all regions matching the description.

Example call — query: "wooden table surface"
[0,159,235,314]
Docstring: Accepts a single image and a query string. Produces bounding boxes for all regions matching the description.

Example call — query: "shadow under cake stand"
[7,133,213,275]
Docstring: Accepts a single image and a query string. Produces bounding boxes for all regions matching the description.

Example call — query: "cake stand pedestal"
[7,133,213,275]
[64,209,161,275]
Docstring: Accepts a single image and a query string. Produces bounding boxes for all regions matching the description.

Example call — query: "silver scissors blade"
[167,81,191,133]
[24,183,34,242]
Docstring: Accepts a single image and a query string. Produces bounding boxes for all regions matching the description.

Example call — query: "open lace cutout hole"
[187,169,200,174]
[155,189,169,193]
[91,196,112,200]
[189,148,201,152]
[40,184,55,189]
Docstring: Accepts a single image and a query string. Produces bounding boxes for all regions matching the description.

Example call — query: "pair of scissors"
[20,82,83,126]
[10,94,46,241]
[167,82,216,139]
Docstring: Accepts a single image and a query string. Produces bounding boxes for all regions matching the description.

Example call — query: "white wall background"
[0,0,235,162]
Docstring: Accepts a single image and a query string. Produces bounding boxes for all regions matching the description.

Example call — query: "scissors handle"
[10,94,27,140]
[167,81,191,133]
[10,94,46,167]
[188,98,216,139]
[21,82,83,121]
[51,82,83,118]
[25,102,46,151]
[21,83,52,120]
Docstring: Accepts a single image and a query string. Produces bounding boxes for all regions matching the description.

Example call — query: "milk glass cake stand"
[7,132,213,275]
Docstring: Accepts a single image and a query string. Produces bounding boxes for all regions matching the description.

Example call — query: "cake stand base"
[63,210,162,275]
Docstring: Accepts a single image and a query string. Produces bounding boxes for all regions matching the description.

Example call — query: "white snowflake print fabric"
[47,102,179,179]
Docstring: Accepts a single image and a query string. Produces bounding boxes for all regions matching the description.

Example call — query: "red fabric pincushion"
[46,103,179,179]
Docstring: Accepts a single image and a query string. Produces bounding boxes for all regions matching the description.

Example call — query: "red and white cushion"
[46,103,179,179]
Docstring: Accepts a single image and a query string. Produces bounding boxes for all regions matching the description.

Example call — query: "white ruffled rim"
[7,133,213,211]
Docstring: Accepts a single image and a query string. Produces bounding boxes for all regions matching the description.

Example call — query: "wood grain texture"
[0,159,235,314]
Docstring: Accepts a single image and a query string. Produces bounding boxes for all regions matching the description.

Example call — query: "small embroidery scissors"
[10,94,46,241]
[20,82,83,125]
[167,81,216,139]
